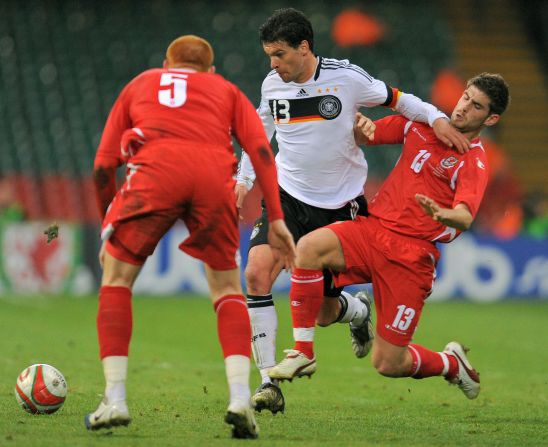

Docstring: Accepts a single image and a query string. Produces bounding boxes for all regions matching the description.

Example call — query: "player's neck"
[295,54,317,84]
[461,129,481,141]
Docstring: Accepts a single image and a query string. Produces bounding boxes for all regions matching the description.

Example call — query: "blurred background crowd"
[0,0,546,296]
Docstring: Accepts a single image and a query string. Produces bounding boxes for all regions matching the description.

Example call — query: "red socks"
[214,295,251,358]
[97,286,132,359]
[290,268,324,359]
[408,344,458,379]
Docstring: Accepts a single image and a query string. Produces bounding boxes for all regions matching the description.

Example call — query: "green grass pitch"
[0,296,547,446]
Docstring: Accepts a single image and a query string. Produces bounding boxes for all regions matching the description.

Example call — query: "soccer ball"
[15,364,67,414]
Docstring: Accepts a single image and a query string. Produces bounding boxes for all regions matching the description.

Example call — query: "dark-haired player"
[235,7,470,413]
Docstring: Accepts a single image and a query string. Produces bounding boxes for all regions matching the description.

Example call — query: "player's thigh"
[372,238,437,347]
[103,175,181,263]
[179,170,240,271]
[296,227,346,271]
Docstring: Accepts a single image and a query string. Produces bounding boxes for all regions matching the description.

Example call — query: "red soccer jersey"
[94,68,282,221]
[367,115,489,242]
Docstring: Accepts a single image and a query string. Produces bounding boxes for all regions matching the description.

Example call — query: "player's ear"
[163,59,168,69]
[208,65,216,74]
[484,113,500,127]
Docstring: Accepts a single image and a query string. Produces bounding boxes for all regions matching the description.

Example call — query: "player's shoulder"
[467,140,488,161]
[403,120,434,139]
[122,68,164,94]
[318,56,373,82]
[131,68,164,82]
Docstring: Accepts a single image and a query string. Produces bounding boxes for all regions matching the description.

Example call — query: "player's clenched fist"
[353,112,376,145]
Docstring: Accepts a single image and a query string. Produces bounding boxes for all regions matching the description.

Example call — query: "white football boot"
[84,398,131,430]
[349,290,375,358]
[443,341,481,399]
[224,402,259,439]
[268,349,316,381]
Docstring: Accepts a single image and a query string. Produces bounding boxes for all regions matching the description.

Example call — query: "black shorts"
[248,187,368,297]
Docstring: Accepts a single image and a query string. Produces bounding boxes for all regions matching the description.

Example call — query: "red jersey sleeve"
[231,85,283,222]
[368,115,409,146]
[93,82,132,218]
[94,84,131,169]
[452,149,489,218]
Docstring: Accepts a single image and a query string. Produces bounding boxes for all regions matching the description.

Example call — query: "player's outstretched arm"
[415,194,473,231]
[268,219,296,271]
[432,118,470,154]
[394,93,470,154]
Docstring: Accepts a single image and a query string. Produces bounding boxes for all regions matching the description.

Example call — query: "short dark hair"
[467,73,510,115]
[260,8,314,52]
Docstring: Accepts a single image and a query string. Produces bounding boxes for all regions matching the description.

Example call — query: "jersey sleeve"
[351,65,393,108]
[452,150,489,218]
[236,84,276,189]
[236,151,256,190]
[231,85,283,222]
[257,92,276,141]
[94,83,132,169]
[394,92,447,127]
[368,115,409,145]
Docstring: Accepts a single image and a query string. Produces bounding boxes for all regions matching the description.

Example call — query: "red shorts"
[328,216,440,346]
[102,139,240,270]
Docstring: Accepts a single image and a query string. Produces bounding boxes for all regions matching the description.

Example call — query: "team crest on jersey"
[318,95,342,120]
[440,156,459,168]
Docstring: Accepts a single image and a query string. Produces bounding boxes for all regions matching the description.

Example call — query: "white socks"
[247,295,277,384]
[338,291,368,325]
[102,356,128,403]
[225,355,251,408]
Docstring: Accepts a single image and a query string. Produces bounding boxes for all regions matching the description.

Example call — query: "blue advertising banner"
[133,223,548,300]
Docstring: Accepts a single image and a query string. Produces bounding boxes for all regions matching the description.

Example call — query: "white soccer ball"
[15,364,67,414]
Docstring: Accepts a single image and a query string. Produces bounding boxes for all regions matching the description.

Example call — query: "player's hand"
[353,113,375,145]
[234,183,249,220]
[268,219,296,271]
[415,193,441,218]
[416,193,454,224]
[98,241,106,268]
[432,118,470,154]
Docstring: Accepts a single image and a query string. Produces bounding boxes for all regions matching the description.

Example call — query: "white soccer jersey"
[238,56,446,209]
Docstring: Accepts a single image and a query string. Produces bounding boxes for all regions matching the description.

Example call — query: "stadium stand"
[0,1,463,221]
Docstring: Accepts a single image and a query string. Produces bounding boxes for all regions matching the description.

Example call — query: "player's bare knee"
[372,351,406,377]
[244,263,271,292]
[373,359,402,377]
[102,271,135,289]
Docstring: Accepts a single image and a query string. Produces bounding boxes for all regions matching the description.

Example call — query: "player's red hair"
[165,35,214,72]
